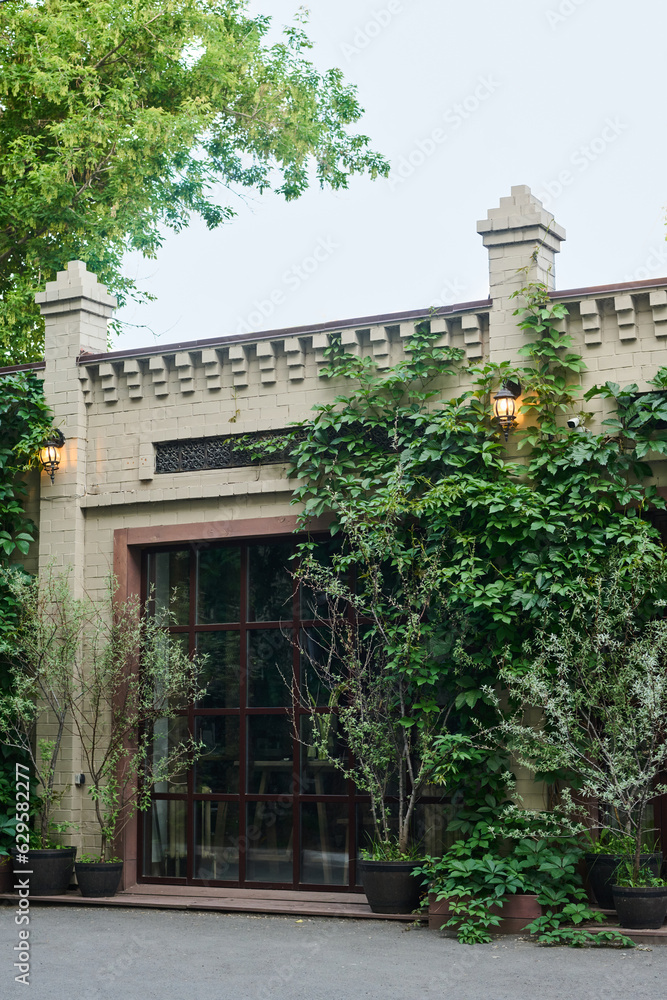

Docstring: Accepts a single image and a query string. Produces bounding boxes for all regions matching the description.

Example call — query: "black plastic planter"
[0,857,14,893]
[612,885,667,929]
[9,847,76,896]
[584,853,663,910]
[75,861,123,898]
[357,859,422,914]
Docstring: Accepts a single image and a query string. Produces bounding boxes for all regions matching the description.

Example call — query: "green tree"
[0,0,389,364]
[0,568,207,858]
[496,551,667,883]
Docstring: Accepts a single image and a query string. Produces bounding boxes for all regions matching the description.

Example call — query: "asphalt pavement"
[2,904,666,1000]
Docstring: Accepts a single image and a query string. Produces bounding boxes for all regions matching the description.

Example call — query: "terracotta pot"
[428,892,541,933]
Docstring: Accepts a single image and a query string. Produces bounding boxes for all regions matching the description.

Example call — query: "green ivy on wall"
[0,370,52,632]
[287,284,667,722]
[0,371,52,854]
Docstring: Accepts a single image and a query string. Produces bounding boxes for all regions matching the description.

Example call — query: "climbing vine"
[0,371,52,633]
[0,370,52,855]
[287,283,667,726]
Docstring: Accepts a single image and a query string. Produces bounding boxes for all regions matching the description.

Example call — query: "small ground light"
[40,429,66,483]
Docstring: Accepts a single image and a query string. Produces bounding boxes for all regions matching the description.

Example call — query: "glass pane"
[143,798,187,877]
[196,547,241,624]
[246,802,293,882]
[301,803,349,885]
[151,633,191,711]
[247,629,293,708]
[248,542,294,622]
[299,536,343,619]
[300,625,341,707]
[194,716,240,793]
[300,715,347,795]
[353,802,450,877]
[415,801,453,859]
[355,804,399,882]
[194,802,240,881]
[151,550,190,625]
[196,632,240,708]
[247,716,294,794]
[150,716,189,793]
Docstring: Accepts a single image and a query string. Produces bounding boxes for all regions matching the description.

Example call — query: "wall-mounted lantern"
[40,429,66,484]
[493,381,521,442]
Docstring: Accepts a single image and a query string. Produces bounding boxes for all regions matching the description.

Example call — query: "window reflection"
[196,547,241,624]
[150,716,189,793]
[194,716,240,793]
[150,550,190,625]
[301,803,348,884]
[247,629,293,708]
[246,802,293,883]
[196,632,240,708]
[300,715,347,795]
[247,716,295,794]
[194,802,240,881]
[248,542,294,622]
[143,799,187,877]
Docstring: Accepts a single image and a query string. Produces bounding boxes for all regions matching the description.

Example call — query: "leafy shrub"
[417,808,634,948]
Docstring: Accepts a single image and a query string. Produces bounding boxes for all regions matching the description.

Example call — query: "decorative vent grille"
[155,430,298,475]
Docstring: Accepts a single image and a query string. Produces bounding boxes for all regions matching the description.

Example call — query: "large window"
[140,538,449,890]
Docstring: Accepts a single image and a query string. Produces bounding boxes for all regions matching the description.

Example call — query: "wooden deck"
[0,883,425,922]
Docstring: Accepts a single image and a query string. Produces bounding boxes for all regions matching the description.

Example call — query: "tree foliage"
[0,0,389,364]
[289,287,667,675]
[0,569,207,858]
[496,553,667,883]
[296,515,470,856]
[0,371,52,636]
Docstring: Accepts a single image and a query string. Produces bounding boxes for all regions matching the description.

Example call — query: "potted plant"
[1,568,207,897]
[295,504,462,914]
[583,830,662,911]
[59,577,207,897]
[496,551,667,929]
[0,570,79,895]
[612,861,667,930]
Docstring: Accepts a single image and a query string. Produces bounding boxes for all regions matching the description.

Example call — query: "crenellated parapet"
[2,188,666,512]
[73,304,492,410]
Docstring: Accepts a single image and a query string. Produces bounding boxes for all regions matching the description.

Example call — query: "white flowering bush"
[495,546,667,882]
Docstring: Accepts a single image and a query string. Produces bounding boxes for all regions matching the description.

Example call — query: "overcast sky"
[114,0,667,352]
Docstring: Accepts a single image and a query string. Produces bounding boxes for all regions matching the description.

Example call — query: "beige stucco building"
[5,186,667,893]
